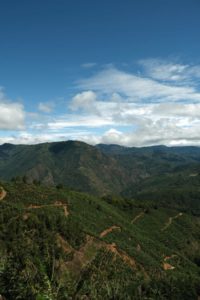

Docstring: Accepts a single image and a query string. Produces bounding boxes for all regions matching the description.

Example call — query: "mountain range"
[0,140,200,198]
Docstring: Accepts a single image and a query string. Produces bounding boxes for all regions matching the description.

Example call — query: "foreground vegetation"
[0,181,200,299]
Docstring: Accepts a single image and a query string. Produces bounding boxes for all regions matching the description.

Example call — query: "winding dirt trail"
[100,225,121,238]
[131,212,144,224]
[27,201,69,217]
[0,187,7,201]
[162,213,183,231]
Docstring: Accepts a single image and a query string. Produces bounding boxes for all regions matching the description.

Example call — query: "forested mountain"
[0,141,200,197]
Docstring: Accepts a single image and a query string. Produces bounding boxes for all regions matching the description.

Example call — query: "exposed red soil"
[162,254,177,270]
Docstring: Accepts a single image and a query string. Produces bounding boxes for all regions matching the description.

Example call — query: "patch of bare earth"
[163,263,175,270]
[57,234,137,278]
[163,254,177,270]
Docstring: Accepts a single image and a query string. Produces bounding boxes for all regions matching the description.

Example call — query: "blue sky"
[1,0,200,146]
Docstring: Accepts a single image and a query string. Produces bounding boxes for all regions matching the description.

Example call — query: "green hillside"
[0,182,200,299]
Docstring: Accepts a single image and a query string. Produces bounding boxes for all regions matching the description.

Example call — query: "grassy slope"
[0,182,200,299]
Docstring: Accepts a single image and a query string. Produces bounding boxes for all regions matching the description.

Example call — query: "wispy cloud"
[139,58,200,84]
[78,67,200,103]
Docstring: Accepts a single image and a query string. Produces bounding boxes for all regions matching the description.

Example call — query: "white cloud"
[38,102,54,113]
[0,88,25,130]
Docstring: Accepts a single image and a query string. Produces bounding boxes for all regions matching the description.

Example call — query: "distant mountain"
[1,140,200,196]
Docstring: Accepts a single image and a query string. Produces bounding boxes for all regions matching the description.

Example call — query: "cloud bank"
[2,58,200,147]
